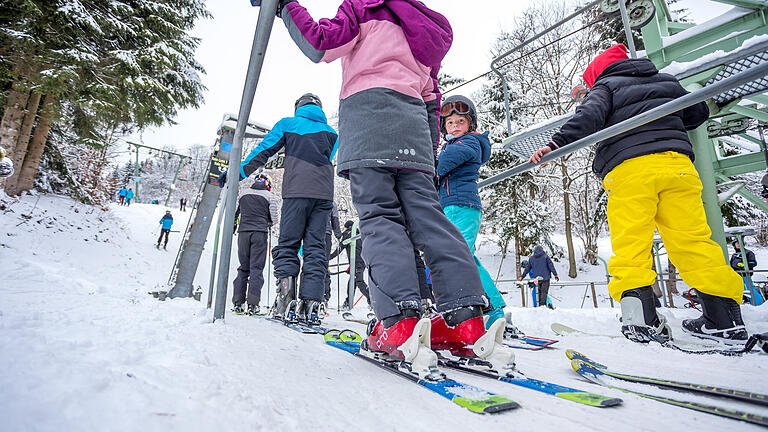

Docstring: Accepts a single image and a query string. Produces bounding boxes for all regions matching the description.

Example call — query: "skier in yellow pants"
[530,44,747,345]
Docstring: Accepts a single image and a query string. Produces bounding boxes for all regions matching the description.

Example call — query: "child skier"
[275,0,514,375]
[437,95,512,332]
[529,44,747,345]
[157,211,173,250]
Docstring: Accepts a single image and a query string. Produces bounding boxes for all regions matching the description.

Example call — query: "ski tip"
[482,400,521,414]
[555,391,623,407]
[571,358,603,377]
[566,350,607,369]
[454,395,520,414]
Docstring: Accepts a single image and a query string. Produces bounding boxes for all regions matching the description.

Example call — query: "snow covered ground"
[1,192,767,431]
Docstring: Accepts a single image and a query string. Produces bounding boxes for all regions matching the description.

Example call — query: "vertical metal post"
[618,0,638,58]
[347,220,359,311]
[267,227,271,309]
[686,82,729,258]
[652,243,668,307]
[207,195,227,309]
[736,234,757,306]
[590,282,598,308]
[165,157,185,207]
[213,0,279,321]
[134,146,140,203]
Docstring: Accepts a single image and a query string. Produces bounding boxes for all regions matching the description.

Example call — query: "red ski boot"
[362,309,441,379]
[431,306,516,374]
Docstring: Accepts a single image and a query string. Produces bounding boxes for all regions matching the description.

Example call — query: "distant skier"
[157,211,173,250]
[529,44,747,344]
[221,93,337,325]
[730,240,757,273]
[278,0,514,375]
[330,220,369,310]
[324,202,342,305]
[0,146,12,178]
[117,187,127,205]
[519,246,559,308]
[125,188,134,206]
[180,197,187,212]
[232,174,278,316]
[437,94,510,330]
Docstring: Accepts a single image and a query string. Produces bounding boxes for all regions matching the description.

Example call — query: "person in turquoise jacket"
[125,188,134,206]
[157,211,173,250]
[437,95,508,330]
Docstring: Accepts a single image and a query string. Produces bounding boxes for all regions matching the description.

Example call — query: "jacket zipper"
[446,174,450,196]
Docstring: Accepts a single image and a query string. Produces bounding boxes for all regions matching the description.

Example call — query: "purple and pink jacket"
[281,0,452,176]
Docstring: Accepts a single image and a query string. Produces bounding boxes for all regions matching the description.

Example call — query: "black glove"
[219,170,227,188]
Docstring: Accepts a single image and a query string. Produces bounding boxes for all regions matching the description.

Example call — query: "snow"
[1,192,768,431]
[661,34,768,76]
[661,7,755,48]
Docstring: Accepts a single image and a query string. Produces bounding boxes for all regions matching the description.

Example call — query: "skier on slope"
[232,174,279,316]
[529,44,748,345]
[519,246,559,309]
[275,0,514,375]
[117,186,127,205]
[157,211,173,250]
[125,188,134,206]
[220,93,338,325]
[436,94,514,333]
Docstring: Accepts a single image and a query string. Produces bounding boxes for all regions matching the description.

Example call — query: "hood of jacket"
[295,104,328,124]
[358,0,452,70]
[532,246,545,258]
[475,131,491,165]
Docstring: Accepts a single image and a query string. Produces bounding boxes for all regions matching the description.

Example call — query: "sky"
[126,0,732,156]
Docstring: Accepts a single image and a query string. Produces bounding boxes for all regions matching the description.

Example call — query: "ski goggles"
[440,101,471,117]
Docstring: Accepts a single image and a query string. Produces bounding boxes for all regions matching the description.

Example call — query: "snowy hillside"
[1,192,767,431]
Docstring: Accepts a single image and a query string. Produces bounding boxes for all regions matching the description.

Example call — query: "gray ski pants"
[349,167,485,319]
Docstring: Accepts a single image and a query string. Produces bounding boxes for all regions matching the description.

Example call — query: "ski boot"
[272,276,296,320]
[297,299,323,325]
[232,303,246,315]
[682,291,748,345]
[361,309,443,380]
[431,306,516,375]
[502,311,524,340]
[620,286,672,343]
[247,304,260,316]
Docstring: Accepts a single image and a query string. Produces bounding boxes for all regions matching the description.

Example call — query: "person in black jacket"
[529,44,746,345]
[232,174,278,316]
[518,246,559,308]
[730,240,757,273]
[330,220,369,309]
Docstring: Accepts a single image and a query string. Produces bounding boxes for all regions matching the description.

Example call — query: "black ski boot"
[272,276,296,319]
[682,291,748,345]
[247,304,260,316]
[620,286,672,343]
[297,300,323,325]
[232,303,246,315]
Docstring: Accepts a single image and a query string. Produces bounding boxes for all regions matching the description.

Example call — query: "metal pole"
[134,145,140,203]
[165,157,185,207]
[737,235,757,306]
[207,194,227,309]
[347,221,360,311]
[267,227,271,309]
[652,243,668,307]
[618,0,638,58]
[478,60,768,189]
[213,0,279,321]
[590,282,598,308]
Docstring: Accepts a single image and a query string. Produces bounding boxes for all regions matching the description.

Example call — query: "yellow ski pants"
[602,151,743,302]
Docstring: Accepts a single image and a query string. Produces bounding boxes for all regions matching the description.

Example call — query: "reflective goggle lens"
[440,101,470,117]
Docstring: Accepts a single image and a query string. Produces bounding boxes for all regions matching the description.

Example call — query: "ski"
[248,313,325,334]
[566,350,768,407]
[552,323,765,356]
[341,311,374,325]
[434,353,622,408]
[571,358,768,427]
[324,331,520,414]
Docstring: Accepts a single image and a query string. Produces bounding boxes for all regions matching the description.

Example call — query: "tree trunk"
[0,80,30,158]
[8,96,55,196]
[561,162,577,278]
[3,92,41,192]
[666,258,679,294]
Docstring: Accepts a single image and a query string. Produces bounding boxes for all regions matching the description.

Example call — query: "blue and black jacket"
[159,214,173,230]
[240,104,338,200]
[437,131,492,211]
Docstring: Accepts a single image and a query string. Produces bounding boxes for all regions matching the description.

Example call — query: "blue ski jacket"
[159,214,174,230]
[240,104,338,200]
[523,246,558,281]
[437,131,491,211]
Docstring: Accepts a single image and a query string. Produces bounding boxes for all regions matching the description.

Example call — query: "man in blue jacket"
[519,246,559,308]
[222,93,338,325]
[157,211,173,250]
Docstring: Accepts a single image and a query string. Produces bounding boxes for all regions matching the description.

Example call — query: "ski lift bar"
[213,0,280,321]
[490,0,601,136]
[478,60,768,189]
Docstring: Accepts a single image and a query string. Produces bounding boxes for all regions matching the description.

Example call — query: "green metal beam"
[716,174,768,213]
[715,0,768,9]
[713,151,768,176]
[666,21,695,33]
[728,104,768,124]
[717,136,757,152]
[745,93,768,106]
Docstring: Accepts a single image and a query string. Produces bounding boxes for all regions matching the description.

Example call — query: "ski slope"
[1,192,767,431]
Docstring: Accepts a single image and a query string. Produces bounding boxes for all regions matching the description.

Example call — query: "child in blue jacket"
[437,95,509,330]
[157,211,173,250]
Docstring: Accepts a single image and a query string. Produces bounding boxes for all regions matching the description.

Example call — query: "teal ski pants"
[444,205,506,310]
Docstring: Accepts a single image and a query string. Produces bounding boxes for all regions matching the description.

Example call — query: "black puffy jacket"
[550,58,710,179]
[234,182,278,233]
